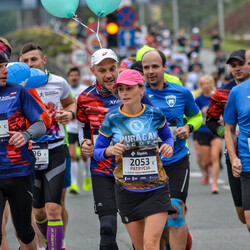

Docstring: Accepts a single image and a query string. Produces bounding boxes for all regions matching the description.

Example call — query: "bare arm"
[55,94,76,125]
[225,123,241,177]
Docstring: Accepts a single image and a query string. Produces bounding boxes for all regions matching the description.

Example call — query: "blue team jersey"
[0,83,43,178]
[146,82,200,165]
[96,104,172,192]
[99,104,166,147]
[195,94,211,133]
[223,79,250,172]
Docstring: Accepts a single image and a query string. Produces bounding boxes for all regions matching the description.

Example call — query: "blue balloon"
[7,62,30,86]
[86,0,122,17]
[41,0,79,18]
[25,68,48,89]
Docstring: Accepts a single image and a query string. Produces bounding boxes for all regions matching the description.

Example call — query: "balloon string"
[72,15,102,49]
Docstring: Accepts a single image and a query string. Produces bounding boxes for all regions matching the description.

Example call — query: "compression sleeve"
[186,110,203,131]
[93,133,112,162]
[22,116,46,142]
[206,117,224,138]
[78,121,92,145]
[158,123,174,148]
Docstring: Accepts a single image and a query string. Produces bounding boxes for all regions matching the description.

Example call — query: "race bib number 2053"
[122,149,158,182]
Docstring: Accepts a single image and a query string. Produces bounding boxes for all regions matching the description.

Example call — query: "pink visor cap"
[112,69,144,89]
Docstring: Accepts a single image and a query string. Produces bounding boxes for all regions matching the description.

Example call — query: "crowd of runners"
[0,27,250,250]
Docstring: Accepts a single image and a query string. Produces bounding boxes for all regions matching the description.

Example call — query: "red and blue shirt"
[0,83,43,178]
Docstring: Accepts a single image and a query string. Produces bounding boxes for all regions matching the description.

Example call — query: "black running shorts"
[33,144,68,208]
[0,175,35,244]
[91,174,117,217]
[226,159,242,207]
[163,155,190,203]
[240,171,250,210]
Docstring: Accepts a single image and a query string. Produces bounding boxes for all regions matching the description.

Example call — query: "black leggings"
[0,175,35,245]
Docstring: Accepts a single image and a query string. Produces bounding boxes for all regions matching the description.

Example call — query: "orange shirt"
[27,88,51,149]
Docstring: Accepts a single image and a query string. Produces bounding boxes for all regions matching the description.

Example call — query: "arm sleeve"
[206,117,224,137]
[93,133,112,162]
[158,122,174,148]
[186,110,203,131]
[78,121,91,145]
[22,116,46,141]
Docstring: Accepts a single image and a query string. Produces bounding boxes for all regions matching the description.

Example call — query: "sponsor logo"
[130,120,144,133]
[165,95,176,107]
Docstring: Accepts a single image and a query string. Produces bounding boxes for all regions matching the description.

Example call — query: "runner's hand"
[55,110,73,125]
[231,157,242,178]
[81,139,94,157]
[159,144,173,158]
[176,125,189,140]
[8,131,27,148]
[110,139,127,156]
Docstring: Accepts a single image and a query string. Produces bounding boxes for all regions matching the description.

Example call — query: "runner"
[206,49,249,224]
[66,67,91,194]
[77,48,152,249]
[0,38,46,250]
[19,43,76,250]
[142,49,202,250]
[224,47,250,233]
[195,75,222,193]
[93,69,176,249]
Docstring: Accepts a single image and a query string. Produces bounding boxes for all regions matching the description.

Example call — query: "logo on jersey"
[165,95,176,107]
[130,120,144,133]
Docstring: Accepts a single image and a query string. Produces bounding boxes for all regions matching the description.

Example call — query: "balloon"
[25,68,48,89]
[7,62,30,86]
[41,0,79,18]
[7,63,48,89]
[86,0,121,17]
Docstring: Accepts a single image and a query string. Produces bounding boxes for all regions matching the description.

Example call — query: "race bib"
[122,149,158,182]
[0,113,9,143]
[32,143,49,170]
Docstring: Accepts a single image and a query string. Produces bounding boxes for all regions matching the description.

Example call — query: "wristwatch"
[188,124,194,133]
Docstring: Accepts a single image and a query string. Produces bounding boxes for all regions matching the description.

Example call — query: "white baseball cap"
[91,48,118,67]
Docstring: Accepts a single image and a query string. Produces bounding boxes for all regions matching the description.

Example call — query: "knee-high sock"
[70,161,78,185]
[47,219,63,250]
[81,158,90,178]
[35,217,48,239]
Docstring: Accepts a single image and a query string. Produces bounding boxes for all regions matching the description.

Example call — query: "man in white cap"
[77,48,152,249]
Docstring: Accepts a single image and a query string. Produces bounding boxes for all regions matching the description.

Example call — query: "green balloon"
[41,0,79,18]
[86,0,121,17]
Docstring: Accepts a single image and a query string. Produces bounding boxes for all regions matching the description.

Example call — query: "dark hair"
[142,49,166,67]
[67,67,80,76]
[19,43,43,58]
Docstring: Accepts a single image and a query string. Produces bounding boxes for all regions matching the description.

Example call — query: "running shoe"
[200,173,209,185]
[69,183,80,194]
[211,184,219,194]
[186,230,193,250]
[83,176,91,192]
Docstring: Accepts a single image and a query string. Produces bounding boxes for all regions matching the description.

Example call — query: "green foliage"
[5,27,74,57]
